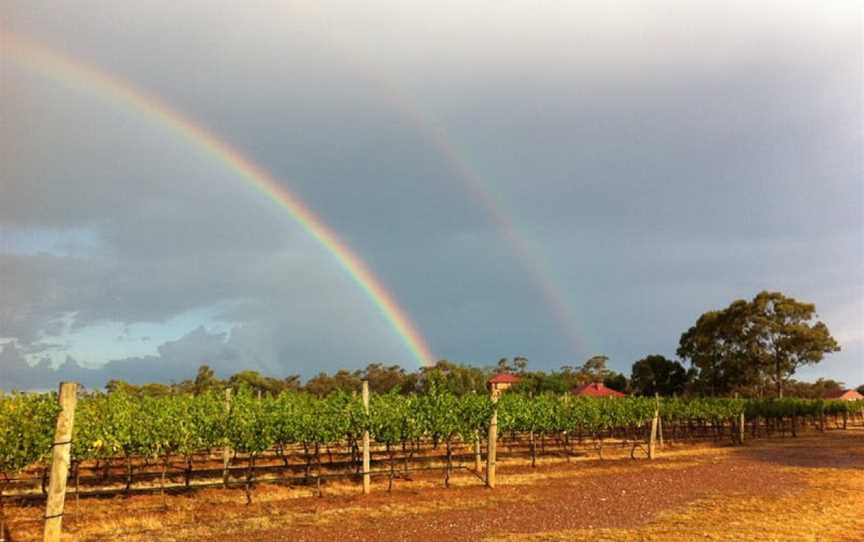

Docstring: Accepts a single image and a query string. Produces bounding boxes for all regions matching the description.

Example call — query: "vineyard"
[3,386,863,514]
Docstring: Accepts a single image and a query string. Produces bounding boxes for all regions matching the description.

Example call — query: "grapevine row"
[2,388,862,490]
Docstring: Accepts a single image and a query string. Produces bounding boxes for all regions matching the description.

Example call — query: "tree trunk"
[161,458,168,510]
[775,354,783,398]
[245,455,255,505]
[386,444,395,492]
[184,456,193,489]
[125,453,133,494]
[316,445,323,498]
[1,477,7,542]
[303,443,311,482]
[74,462,81,525]
[444,440,452,488]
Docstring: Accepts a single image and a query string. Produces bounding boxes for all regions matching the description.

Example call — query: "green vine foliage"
[224,389,275,455]
[0,392,60,476]
[3,388,862,481]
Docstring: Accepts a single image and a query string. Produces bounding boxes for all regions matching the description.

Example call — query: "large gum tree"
[678,291,840,397]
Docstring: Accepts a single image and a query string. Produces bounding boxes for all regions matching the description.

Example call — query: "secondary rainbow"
[2,31,435,366]
[388,94,592,356]
[343,55,592,357]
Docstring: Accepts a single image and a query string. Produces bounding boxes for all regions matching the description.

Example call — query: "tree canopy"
[630,355,690,397]
[678,291,839,397]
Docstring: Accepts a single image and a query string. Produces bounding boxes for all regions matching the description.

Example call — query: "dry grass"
[57,490,530,542]
[5,429,862,541]
[494,473,864,542]
[492,450,864,542]
[1,471,526,542]
[497,459,703,487]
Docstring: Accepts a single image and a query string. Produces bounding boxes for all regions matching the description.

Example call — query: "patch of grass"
[494,467,864,542]
[499,460,703,487]
[22,477,527,542]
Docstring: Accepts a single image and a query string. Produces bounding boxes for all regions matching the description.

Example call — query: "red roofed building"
[823,389,863,401]
[571,382,626,398]
[488,373,520,396]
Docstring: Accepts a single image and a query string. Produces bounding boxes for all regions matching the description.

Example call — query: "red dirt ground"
[4,429,864,541]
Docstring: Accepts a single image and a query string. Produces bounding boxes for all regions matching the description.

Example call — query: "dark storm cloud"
[1,1,861,387]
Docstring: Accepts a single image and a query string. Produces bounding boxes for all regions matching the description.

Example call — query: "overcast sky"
[1,1,862,389]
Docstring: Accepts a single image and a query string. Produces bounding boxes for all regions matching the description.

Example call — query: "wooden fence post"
[655,393,664,448]
[474,430,482,473]
[43,382,78,542]
[222,388,232,488]
[733,393,744,446]
[648,409,658,460]
[362,379,371,495]
[486,392,498,488]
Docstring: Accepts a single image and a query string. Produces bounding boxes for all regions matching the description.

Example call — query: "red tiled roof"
[488,373,520,384]
[824,389,863,401]
[571,382,626,397]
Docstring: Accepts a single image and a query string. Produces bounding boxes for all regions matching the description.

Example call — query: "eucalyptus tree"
[630,355,689,397]
[679,292,839,397]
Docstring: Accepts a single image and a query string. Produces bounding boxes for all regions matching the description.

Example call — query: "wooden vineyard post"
[474,430,482,474]
[648,409,659,460]
[734,393,744,446]
[362,379,371,495]
[486,391,498,488]
[655,393,664,448]
[223,388,232,488]
[43,382,78,542]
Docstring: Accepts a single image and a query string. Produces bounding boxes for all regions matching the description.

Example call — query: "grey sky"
[1,1,861,389]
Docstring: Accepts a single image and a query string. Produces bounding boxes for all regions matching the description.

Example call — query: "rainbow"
[354,69,592,358]
[390,97,591,356]
[311,24,592,358]
[1,32,435,366]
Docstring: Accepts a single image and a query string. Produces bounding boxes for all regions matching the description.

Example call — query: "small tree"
[630,355,689,396]
[603,373,629,393]
[580,356,610,383]
[193,365,221,394]
[360,363,408,394]
[677,302,756,395]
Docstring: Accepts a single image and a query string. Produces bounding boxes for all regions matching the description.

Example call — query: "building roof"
[823,389,864,401]
[488,373,521,384]
[571,382,626,397]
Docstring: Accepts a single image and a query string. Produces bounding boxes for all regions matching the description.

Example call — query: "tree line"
[90,291,853,399]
